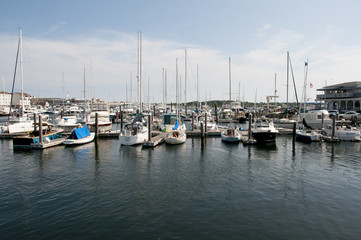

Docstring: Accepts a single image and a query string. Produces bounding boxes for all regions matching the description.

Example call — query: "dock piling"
[95,112,99,138]
[39,115,43,144]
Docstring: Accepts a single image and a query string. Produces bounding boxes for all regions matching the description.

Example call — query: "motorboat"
[221,127,241,142]
[252,118,278,143]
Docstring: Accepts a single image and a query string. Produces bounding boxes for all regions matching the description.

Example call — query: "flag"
[309,83,313,88]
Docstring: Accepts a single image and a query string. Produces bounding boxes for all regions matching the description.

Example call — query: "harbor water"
[1,134,361,239]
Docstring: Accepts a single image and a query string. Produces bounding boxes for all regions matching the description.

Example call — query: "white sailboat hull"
[119,130,148,146]
[164,131,186,145]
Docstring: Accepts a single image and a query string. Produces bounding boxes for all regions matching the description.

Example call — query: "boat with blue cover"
[63,126,95,145]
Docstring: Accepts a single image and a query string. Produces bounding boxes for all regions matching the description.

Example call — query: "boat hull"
[63,133,95,145]
[252,131,277,143]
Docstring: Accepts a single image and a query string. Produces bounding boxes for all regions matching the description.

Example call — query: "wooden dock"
[31,138,65,149]
[142,134,164,148]
[0,132,28,139]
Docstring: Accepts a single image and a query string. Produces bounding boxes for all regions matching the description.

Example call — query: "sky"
[1,0,361,104]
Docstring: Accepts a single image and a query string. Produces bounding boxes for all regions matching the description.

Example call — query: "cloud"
[1,27,361,104]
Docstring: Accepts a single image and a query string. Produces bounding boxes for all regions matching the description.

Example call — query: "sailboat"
[119,31,148,146]
[296,60,321,142]
[2,29,34,135]
[164,58,186,145]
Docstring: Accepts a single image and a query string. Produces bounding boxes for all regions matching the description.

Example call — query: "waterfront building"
[12,92,32,108]
[316,81,361,111]
[0,91,11,107]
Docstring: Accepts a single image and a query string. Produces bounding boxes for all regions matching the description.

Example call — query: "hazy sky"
[1,0,361,103]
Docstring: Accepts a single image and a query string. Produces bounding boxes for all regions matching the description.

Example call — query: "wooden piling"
[148,114,152,141]
[205,112,208,133]
[33,113,37,133]
[214,105,218,121]
[192,112,194,131]
[39,115,43,144]
[292,122,296,145]
[200,122,204,144]
[248,113,252,140]
[332,115,336,139]
[95,112,99,138]
[120,110,124,132]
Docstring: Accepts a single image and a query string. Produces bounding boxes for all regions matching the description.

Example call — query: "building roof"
[0,91,11,94]
[317,81,361,91]
[14,92,32,97]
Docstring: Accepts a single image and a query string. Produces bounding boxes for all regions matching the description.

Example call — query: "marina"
[2,2,361,239]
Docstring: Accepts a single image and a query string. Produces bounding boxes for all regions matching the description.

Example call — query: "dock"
[31,138,65,149]
[0,132,28,139]
[142,134,164,148]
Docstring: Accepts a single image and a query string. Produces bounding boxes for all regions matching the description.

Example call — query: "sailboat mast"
[197,65,199,104]
[83,67,86,101]
[176,58,179,118]
[20,28,24,116]
[303,60,309,112]
[229,57,231,102]
[137,31,143,113]
[286,51,289,107]
[185,49,187,107]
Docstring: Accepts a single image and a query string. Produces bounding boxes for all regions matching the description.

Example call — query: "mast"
[139,31,143,113]
[185,49,187,107]
[197,65,199,106]
[8,29,21,121]
[176,58,179,118]
[303,60,309,112]
[2,75,5,93]
[20,28,24,116]
[229,57,231,102]
[162,68,165,107]
[83,67,86,101]
[274,73,277,112]
[286,51,289,108]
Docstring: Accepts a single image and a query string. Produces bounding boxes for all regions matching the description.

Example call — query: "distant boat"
[63,126,94,145]
[221,127,241,143]
[321,125,361,141]
[56,116,81,133]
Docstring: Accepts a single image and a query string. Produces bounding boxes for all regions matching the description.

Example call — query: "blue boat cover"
[73,126,91,139]
[172,120,179,130]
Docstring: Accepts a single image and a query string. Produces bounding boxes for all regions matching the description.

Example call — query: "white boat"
[273,118,296,129]
[56,116,81,133]
[63,126,95,145]
[194,114,218,132]
[252,118,278,143]
[4,116,34,134]
[321,125,361,141]
[119,120,148,146]
[221,127,241,142]
[296,129,321,142]
[164,120,186,145]
[163,59,186,145]
[2,29,34,135]
[87,111,112,132]
[299,109,332,129]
